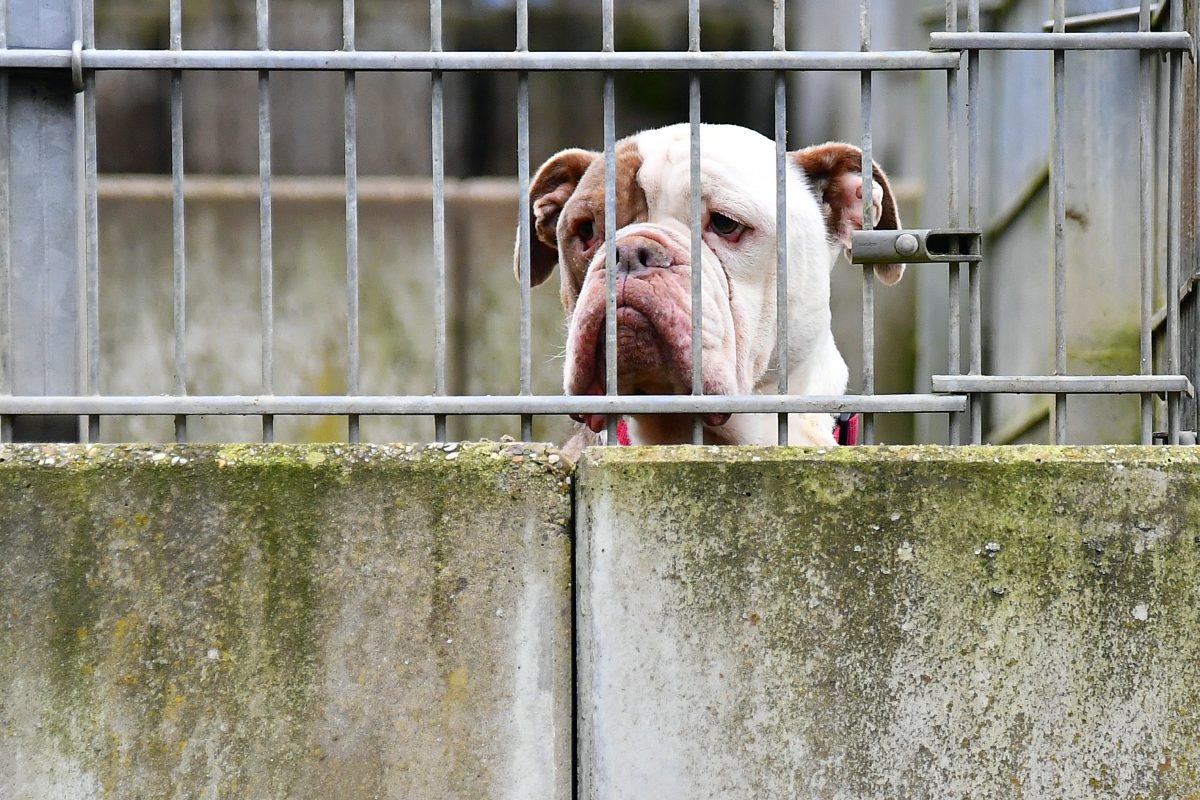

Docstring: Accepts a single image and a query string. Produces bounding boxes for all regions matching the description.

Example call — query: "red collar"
[614,413,859,446]
[833,412,860,446]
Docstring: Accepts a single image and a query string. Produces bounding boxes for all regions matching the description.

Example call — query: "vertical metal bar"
[0,0,9,442]
[946,1,962,445]
[1138,0,1153,444]
[603,0,617,445]
[170,0,186,443]
[689,0,703,445]
[1166,0,1183,443]
[1194,0,1200,440]
[517,0,532,441]
[6,0,80,442]
[860,0,875,444]
[1051,0,1067,444]
[774,0,788,445]
[967,0,981,443]
[257,0,274,442]
[344,0,360,443]
[431,0,447,442]
[84,0,100,443]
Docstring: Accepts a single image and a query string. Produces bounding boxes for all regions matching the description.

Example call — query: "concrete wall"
[0,443,573,800]
[7,443,1200,798]
[576,445,1200,799]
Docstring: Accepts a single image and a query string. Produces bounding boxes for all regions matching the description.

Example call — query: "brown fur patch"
[521,147,597,287]
[793,143,904,284]
[553,140,648,310]
[518,140,648,309]
[793,143,900,239]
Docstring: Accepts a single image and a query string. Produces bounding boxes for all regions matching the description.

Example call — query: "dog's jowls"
[514,123,904,453]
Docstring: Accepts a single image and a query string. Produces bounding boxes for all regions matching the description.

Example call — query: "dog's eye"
[577,219,596,246]
[708,212,746,242]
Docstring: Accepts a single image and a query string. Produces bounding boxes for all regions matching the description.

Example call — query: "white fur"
[625,124,848,445]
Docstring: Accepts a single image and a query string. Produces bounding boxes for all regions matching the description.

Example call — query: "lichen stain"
[445,667,470,706]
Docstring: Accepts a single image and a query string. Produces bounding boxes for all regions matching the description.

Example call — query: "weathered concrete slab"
[0,443,572,800]
[576,446,1200,799]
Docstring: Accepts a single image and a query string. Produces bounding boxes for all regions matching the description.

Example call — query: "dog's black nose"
[615,237,671,274]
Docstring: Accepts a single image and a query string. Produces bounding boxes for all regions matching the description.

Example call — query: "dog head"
[514,123,903,443]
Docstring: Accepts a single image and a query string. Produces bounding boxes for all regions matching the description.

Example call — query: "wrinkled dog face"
[515,123,903,443]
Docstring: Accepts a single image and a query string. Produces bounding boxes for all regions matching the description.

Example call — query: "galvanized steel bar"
[603,0,617,445]
[1195,0,1200,440]
[0,394,968,416]
[257,0,274,442]
[517,0,532,441]
[516,0,528,54]
[931,31,1191,51]
[0,49,964,73]
[932,375,1192,395]
[344,0,360,443]
[689,0,702,445]
[946,3,961,445]
[967,0,981,443]
[1166,0,1183,443]
[1139,0,1154,443]
[860,0,875,444]
[170,0,186,443]
[1041,3,1164,31]
[431,0,447,441]
[84,0,100,443]
[1051,0,1067,443]
[774,0,788,445]
[95,175,518,202]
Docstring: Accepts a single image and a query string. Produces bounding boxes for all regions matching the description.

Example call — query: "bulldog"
[515,123,904,453]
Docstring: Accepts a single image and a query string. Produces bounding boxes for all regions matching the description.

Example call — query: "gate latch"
[851,228,982,264]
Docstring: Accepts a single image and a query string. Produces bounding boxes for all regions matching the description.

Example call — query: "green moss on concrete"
[1068,325,1142,374]
[0,442,572,800]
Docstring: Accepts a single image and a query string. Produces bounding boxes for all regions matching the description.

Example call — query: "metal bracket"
[850,228,982,265]
[71,40,84,93]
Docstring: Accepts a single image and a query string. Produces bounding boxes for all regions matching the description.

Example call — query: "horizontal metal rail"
[931,375,1193,395]
[97,175,518,203]
[0,48,963,73]
[931,31,1192,50]
[0,394,967,416]
[1040,3,1164,32]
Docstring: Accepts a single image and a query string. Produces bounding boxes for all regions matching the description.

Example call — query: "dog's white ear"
[793,143,905,285]
[515,148,598,287]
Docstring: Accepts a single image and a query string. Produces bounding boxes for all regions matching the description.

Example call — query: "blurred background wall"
[87,0,1186,444]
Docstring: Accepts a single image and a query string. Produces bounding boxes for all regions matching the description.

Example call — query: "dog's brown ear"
[515,148,598,287]
[793,143,904,285]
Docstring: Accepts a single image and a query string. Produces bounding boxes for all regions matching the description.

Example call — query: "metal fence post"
[5,0,81,442]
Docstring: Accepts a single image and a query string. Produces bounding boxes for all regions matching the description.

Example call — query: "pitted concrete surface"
[0,443,572,800]
[575,445,1200,800]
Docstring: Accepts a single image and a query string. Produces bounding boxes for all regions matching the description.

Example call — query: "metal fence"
[0,0,1196,446]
